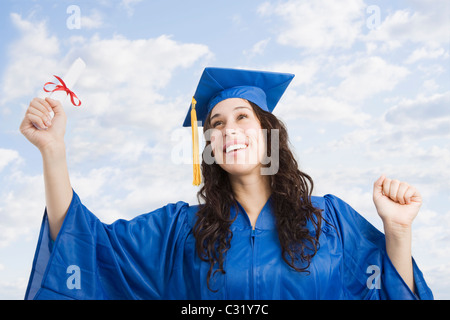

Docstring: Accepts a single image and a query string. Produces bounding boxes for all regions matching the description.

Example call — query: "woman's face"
[208,98,266,177]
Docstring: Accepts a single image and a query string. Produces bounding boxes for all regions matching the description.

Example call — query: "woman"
[21,67,432,299]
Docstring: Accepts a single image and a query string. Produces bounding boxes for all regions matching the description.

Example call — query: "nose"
[223,121,241,137]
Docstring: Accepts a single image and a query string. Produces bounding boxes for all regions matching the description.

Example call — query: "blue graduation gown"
[25,190,433,300]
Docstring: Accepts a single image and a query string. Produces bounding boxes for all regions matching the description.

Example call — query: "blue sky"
[0,0,449,299]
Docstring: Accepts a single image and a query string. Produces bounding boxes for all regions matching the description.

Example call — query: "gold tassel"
[191,97,201,186]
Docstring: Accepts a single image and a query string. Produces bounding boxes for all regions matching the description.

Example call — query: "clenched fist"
[373,175,422,229]
[20,97,67,152]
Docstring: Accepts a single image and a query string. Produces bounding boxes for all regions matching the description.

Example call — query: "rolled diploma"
[47,57,86,119]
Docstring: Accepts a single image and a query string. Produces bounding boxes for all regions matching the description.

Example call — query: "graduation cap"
[184,67,295,186]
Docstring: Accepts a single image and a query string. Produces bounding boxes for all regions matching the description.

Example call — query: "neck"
[229,173,271,229]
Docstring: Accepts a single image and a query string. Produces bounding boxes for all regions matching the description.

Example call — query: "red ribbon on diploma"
[43,75,81,106]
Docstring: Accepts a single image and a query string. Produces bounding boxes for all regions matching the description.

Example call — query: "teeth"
[226,144,247,153]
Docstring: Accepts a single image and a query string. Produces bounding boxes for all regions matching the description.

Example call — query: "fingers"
[404,185,421,205]
[373,174,385,192]
[396,182,409,204]
[372,175,386,204]
[383,178,397,200]
[27,98,54,130]
[381,177,419,205]
[31,97,52,115]
[45,97,64,116]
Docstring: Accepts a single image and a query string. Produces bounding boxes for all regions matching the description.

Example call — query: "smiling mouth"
[225,143,248,153]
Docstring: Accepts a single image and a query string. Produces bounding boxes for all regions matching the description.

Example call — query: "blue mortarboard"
[183,67,295,127]
[185,67,295,186]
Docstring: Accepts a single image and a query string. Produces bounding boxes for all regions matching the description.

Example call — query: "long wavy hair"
[193,100,323,290]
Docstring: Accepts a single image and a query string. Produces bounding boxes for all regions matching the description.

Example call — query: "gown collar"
[231,196,276,231]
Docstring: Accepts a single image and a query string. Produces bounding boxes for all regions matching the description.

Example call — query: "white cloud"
[244,38,271,57]
[8,13,59,57]
[0,170,45,248]
[332,56,410,101]
[0,276,28,300]
[277,91,371,126]
[79,34,210,91]
[120,0,143,17]
[0,149,21,173]
[421,79,440,94]
[365,2,450,50]
[413,205,450,299]
[0,14,60,105]
[258,0,366,51]
[384,91,450,126]
[256,2,271,16]
[74,34,211,120]
[266,60,319,87]
[272,56,410,125]
[406,46,448,64]
[80,9,104,29]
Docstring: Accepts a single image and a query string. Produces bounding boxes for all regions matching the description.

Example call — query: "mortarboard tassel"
[191,97,201,186]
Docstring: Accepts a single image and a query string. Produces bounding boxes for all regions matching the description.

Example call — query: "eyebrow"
[210,106,252,122]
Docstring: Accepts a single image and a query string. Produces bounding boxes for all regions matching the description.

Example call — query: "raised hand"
[20,97,67,151]
[373,175,422,229]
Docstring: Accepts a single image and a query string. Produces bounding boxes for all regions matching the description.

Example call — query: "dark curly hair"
[193,100,323,291]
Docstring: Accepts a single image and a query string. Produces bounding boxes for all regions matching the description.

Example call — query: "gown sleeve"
[323,194,433,300]
[24,189,193,300]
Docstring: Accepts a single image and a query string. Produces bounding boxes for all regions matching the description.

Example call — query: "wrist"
[383,220,412,242]
[40,141,66,160]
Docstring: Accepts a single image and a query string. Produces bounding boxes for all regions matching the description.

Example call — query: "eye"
[237,113,248,120]
[211,120,223,128]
